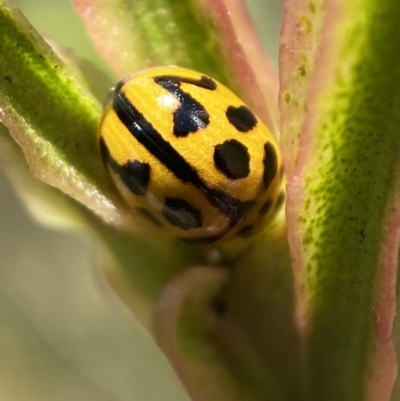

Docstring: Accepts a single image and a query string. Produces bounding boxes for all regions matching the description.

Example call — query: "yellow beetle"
[99,66,284,244]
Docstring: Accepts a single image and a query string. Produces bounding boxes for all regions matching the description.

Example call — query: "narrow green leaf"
[0,0,136,232]
[0,124,88,230]
[45,38,114,102]
[283,0,400,399]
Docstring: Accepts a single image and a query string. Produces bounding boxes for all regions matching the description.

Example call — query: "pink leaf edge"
[153,267,229,401]
[366,194,399,401]
[198,0,279,133]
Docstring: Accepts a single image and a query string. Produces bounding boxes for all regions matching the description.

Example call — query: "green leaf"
[0,124,89,230]
[45,38,114,102]
[281,0,400,399]
[0,0,134,231]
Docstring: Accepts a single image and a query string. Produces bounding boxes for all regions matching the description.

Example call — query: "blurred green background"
[0,1,282,400]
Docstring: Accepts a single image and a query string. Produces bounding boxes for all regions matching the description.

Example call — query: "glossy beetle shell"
[99,66,283,244]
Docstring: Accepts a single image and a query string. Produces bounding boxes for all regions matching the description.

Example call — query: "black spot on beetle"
[99,137,150,195]
[173,98,210,136]
[163,198,202,230]
[214,139,250,179]
[118,160,151,196]
[154,76,210,136]
[263,142,278,188]
[226,105,257,132]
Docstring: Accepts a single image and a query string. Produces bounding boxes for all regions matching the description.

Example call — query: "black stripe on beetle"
[103,76,131,109]
[263,141,278,188]
[113,90,257,229]
[154,75,215,137]
[214,139,250,179]
[226,105,257,132]
[155,74,217,90]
